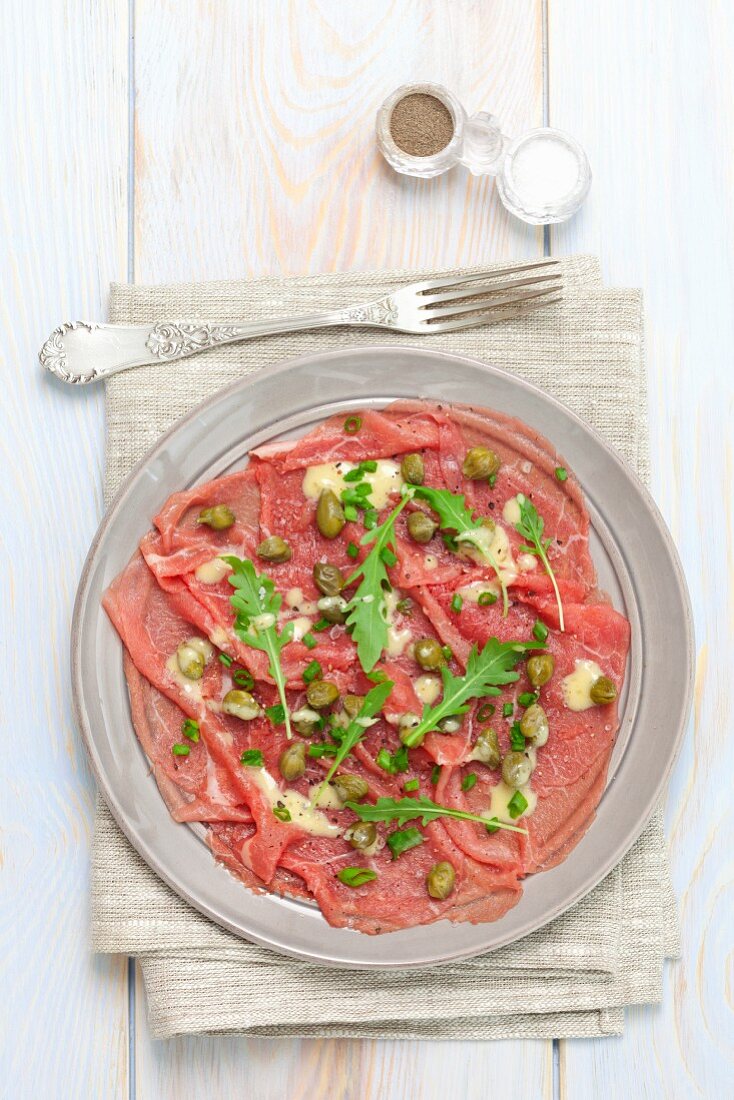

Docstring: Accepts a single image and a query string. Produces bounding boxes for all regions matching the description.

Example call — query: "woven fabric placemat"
[91,255,678,1040]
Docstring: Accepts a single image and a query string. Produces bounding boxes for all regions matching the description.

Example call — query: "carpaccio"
[103,401,630,934]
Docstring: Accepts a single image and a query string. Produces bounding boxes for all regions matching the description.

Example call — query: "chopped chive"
[265,704,286,725]
[313,618,330,632]
[346,541,359,559]
[387,827,424,860]
[240,748,264,767]
[532,619,549,644]
[303,659,322,683]
[343,415,362,435]
[477,590,498,607]
[391,745,409,773]
[344,504,358,522]
[488,473,497,489]
[396,597,413,615]
[555,467,568,482]
[338,866,377,887]
[343,467,364,482]
[485,816,501,834]
[502,702,514,718]
[354,481,372,497]
[404,778,420,792]
[232,668,255,689]
[363,509,378,529]
[508,790,529,819]
[430,764,442,785]
[172,743,190,756]
[509,723,526,751]
[218,653,233,667]
[450,593,463,614]
[181,719,200,742]
[518,691,538,708]
[302,632,317,650]
[379,546,397,567]
[376,748,393,772]
[273,803,292,823]
[360,460,378,472]
[441,645,453,661]
[461,772,478,792]
[476,702,496,722]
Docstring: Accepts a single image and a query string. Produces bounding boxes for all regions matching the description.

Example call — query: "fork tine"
[412,257,560,295]
[420,296,563,333]
[422,284,563,320]
[421,273,563,309]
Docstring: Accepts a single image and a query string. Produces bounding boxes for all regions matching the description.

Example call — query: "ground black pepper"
[389,93,455,157]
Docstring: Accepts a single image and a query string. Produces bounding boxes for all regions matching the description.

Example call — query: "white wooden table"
[3,2,731,1096]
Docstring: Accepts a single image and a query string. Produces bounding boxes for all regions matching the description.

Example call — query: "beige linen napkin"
[92,255,679,1040]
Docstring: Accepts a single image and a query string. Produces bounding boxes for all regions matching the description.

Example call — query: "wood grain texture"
[549,2,734,1097]
[0,2,130,1098]
[131,1,550,1096]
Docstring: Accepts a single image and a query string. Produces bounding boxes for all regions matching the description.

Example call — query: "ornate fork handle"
[39,299,399,384]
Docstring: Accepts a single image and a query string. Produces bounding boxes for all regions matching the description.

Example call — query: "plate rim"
[72,344,694,968]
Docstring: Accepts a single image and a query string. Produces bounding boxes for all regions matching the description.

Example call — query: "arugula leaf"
[513,494,565,631]
[401,636,538,748]
[413,486,509,616]
[343,494,412,672]
[310,680,393,806]
[345,795,528,836]
[224,556,295,738]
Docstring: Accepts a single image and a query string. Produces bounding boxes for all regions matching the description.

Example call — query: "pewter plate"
[72,347,693,969]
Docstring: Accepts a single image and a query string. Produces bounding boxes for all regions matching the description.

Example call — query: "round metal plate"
[72,347,693,969]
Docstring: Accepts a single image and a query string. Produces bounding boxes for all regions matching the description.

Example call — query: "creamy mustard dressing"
[187,637,214,660]
[458,524,518,584]
[309,784,344,810]
[383,589,412,657]
[250,768,342,838]
[209,626,230,650]
[302,460,403,510]
[486,779,537,823]
[518,553,538,572]
[456,580,498,603]
[502,495,522,525]
[414,674,442,706]
[290,616,313,642]
[423,553,439,571]
[561,659,603,711]
[194,557,232,585]
[285,587,318,615]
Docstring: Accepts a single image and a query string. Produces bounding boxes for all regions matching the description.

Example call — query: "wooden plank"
[0,1,130,1097]
[549,2,734,1096]
[131,1,551,1094]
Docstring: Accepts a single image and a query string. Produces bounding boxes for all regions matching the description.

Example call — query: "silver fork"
[39,258,562,385]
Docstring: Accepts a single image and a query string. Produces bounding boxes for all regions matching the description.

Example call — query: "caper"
[590,676,618,705]
[342,694,365,720]
[437,715,463,734]
[279,741,306,781]
[176,643,206,681]
[473,727,501,768]
[427,861,456,900]
[333,773,369,802]
[462,446,501,481]
[317,595,348,624]
[480,515,496,533]
[413,637,445,670]
[222,689,262,721]
[306,679,340,710]
[346,821,377,851]
[520,703,549,747]
[401,453,425,486]
[399,713,421,730]
[316,489,346,539]
[256,535,292,563]
[527,653,555,688]
[313,561,345,596]
[407,511,438,544]
[291,707,321,736]
[502,751,533,788]
[197,504,235,530]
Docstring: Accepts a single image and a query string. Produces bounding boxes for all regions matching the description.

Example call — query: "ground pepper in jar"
[389,93,455,158]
